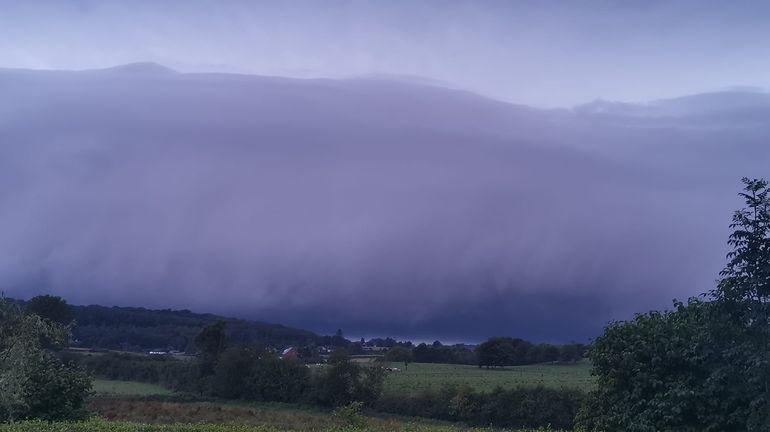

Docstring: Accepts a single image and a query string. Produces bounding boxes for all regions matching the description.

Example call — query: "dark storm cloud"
[0,66,766,341]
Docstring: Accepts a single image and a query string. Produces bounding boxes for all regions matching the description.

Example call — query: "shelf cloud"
[0,66,766,341]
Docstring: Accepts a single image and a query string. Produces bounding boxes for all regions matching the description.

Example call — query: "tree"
[476,338,515,368]
[311,350,385,407]
[26,295,74,326]
[332,328,346,347]
[0,297,91,421]
[210,345,260,399]
[384,346,413,369]
[710,177,770,430]
[194,320,227,377]
[580,178,770,432]
[558,343,584,363]
[578,299,714,432]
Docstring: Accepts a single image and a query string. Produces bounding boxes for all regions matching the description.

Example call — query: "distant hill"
[67,303,320,352]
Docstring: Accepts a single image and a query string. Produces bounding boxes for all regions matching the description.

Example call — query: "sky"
[0,1,769,343]
[2,0,770,107]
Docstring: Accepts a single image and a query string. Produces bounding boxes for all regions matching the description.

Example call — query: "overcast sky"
[2,0,770,107]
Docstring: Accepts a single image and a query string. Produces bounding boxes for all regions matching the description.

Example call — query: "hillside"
[68,303,320,351]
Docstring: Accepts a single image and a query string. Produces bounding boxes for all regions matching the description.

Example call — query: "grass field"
[92,379,174,396]
[383,361,594,395]
[82,361,588,431]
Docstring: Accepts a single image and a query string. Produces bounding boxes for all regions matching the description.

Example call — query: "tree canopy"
[0,297,91,421]
[26,295,74,326]
[580,178,770,432]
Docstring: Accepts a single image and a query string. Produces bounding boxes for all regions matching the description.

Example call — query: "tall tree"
[711,177,770,430]
[0,297,91,421]
[580,178,770,432]
[194,320,227,376]
[26,295,74,326]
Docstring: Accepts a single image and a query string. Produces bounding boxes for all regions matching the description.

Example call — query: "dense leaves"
[580,178,770,432]
[63,352,197,392]
[309,351,386,407]
[376,385,584,430]
[26,295,74,326]
[67,304,319,352]
[0,297,91,421]
[210,346,309,402]
[476,338,584,368]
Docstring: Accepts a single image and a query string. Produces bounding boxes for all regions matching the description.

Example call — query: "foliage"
[711,177,770,430]
[194,321,227,377]
[475,338,584,368]
[63,352,198,392]
[376,384,585,430]
[383,346,413,368]
[210,346,309,402]
[476,338,516,368]
[26,295,74,326]
[0,297,91,421]
[331,401,366,429]
[66,303,319,352]
[580,178,770,432]
[412,342,476,365]
[309,351,386,407]
[577,299,716,431]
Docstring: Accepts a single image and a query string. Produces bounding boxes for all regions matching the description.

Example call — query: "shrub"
[0,297,92,421]
[376,385,584,430]
[308,352,385,407]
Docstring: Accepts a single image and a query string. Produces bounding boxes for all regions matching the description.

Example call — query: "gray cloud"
[0,65,765,341]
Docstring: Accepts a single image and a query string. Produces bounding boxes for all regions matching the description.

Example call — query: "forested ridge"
[10,300,320,352]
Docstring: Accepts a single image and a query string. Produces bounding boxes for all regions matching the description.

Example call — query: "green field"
[383,361,594,395]
[92,379,174,396]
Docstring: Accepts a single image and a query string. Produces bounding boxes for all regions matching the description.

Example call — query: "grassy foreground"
[383,362,593,395]
[80,397,566,432]
[0,419,559,432]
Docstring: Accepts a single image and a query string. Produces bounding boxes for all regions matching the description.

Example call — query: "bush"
[209,346,309,402]
[21,354,92,421]
[63,352,198,393]
[332,401,366,429]
[376,385,585,430]
[308,352,385,407]
[579,178,770,432]
[0,297,92,421]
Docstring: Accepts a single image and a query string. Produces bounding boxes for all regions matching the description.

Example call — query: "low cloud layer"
[0,65,767,341]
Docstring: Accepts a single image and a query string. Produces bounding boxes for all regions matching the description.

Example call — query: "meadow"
[383,362,594,395]
[70,361,590,432]
[93,380,175,397]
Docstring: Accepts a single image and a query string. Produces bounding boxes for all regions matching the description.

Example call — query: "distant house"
[281,347,298,360]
